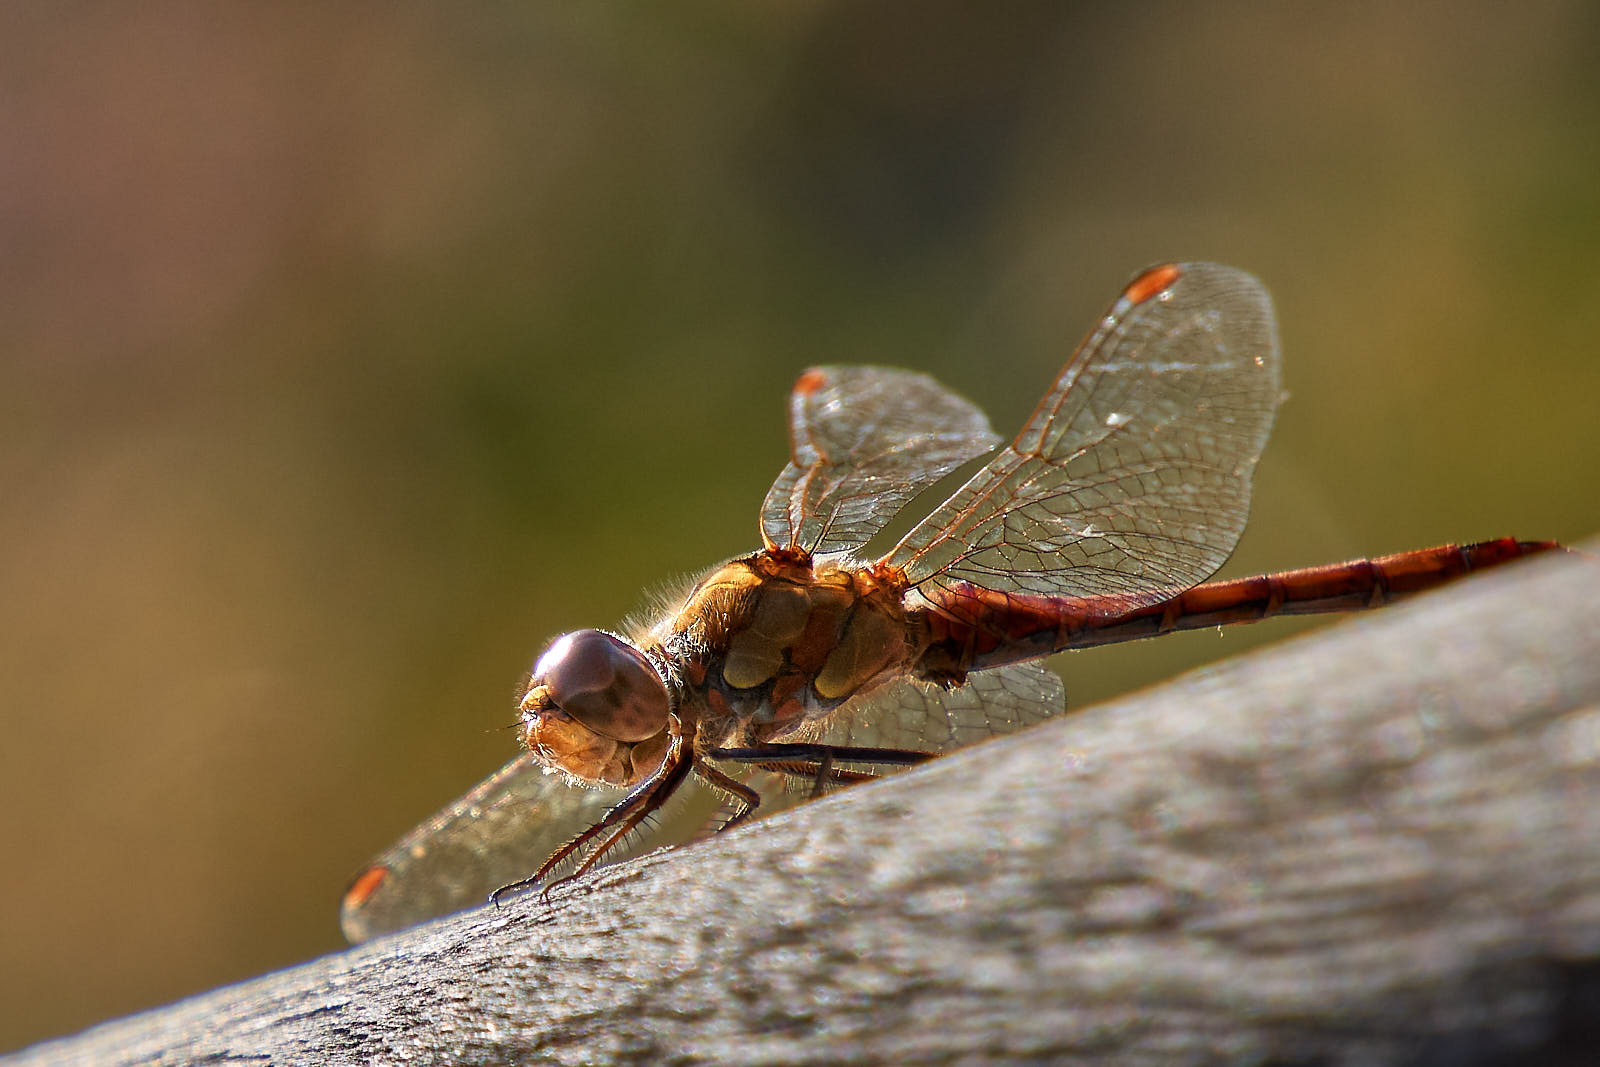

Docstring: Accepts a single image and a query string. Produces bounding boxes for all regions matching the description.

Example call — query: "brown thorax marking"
[663,551,918,740]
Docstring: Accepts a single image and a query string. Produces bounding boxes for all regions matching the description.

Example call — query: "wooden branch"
[12,546,1600,1067]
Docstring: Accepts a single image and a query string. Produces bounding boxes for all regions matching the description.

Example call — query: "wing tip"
[793,367,830,397]
[1122,262,1184,306]
[339,863,392,942]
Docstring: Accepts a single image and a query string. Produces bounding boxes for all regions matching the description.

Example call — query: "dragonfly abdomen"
[916,538,1562,675]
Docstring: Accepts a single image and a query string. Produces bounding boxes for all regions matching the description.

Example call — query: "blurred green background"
[3,2,1597,1053]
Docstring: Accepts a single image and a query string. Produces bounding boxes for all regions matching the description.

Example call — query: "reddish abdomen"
[919,538,1564,673]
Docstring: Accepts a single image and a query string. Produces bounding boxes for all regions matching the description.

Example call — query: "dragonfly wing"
[340,755,624,943]
[760,365,1001,557]
[798,660,1065,754]
[884,262,1281,607]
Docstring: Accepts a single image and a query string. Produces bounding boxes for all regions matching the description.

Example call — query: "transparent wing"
[760,365,1001,556]
[796,660,1066,754]
[883,262,1281,607]
[340,755,624,943]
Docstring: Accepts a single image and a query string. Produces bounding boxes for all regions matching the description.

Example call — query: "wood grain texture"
[11,546,1600,1067]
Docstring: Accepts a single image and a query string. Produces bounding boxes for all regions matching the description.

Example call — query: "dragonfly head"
[519,629,671,786]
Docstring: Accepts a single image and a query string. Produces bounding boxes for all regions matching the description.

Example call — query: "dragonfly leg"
[710,742,935,767]
[708,742,935,800]
[810,746,832,799]
[692,760,763,831]
[743,760,881,786]
[490,714,696,908]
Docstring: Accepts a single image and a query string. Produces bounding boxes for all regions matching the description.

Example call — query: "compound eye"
[532,630,669,743]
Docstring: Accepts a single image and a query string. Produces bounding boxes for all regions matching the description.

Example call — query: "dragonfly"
[341,261,1562,943]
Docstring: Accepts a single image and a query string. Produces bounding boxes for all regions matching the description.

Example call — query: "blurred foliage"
[2,2,1597,1052]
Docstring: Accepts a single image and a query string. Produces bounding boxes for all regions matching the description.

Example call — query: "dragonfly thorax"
[663,552,917,740]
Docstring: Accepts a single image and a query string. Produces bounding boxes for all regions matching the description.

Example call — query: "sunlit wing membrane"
[884,262,1281,608]
[340,756,624,943]
[760,365,1001,556]
[795,660,1065,754]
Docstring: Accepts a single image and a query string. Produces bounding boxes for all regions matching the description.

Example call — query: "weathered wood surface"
[11,546,1600,1066]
